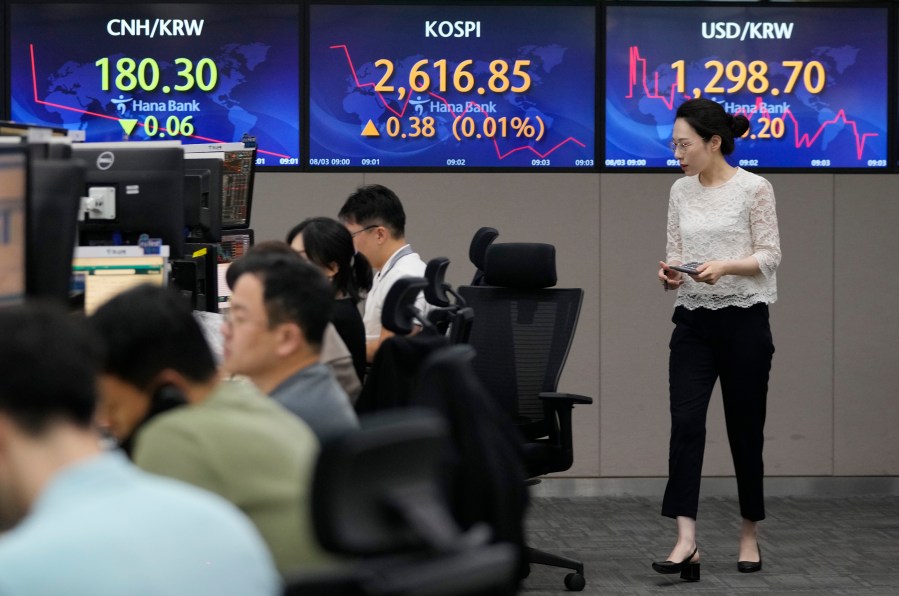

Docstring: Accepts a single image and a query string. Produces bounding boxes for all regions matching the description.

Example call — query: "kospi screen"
[605,3,889,170]
[8,3,301,170]
[308,3,596,170]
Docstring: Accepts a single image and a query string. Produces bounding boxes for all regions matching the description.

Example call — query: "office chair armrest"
[538,392,593,405]
[534,393,591,469]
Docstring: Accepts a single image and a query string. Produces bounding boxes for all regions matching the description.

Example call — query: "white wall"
[251,171,899,477]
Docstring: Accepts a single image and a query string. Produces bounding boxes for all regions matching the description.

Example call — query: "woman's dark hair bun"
[732,114,750,138]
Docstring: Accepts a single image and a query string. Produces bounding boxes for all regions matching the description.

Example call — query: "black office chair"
[355,277,449,414]
[468,227,499,286]
[355,279,529,588]
[414,345,529,578]
[458,242,592,592]
[283,409,518,596]
[423,257,474,344]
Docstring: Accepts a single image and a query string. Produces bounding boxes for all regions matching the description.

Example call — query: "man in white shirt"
[338,184,427,362]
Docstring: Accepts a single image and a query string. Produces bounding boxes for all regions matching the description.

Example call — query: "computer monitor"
[0,120,68,138]
[0,135,72,160]
[216,229,254,312]
[221,147,256,229]
[0,146,29,307]
[27,159,84,304]
[183,154,224,243]
[71,246,169,315]
[9,3,301,171]
[184,143,256,229]
[72,141,185,258]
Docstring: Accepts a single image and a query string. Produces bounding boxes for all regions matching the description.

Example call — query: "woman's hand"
[659,261,684,291]
[693,260,726,285]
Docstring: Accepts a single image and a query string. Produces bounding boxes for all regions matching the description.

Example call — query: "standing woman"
[653,98,781,581]
[287,217,373,385]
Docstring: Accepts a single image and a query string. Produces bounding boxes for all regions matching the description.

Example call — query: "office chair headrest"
[484,243,557,289]
[469,227,499,271]
[424,257,451,307]
[381,276,428,335]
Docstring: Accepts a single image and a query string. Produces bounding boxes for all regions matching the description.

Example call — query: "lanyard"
[379,245,414,279]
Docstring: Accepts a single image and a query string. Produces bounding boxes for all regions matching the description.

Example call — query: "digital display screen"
[71,248,168,315]
[605,3,889,170]
[308,3,596,169]
[8,3,301,170]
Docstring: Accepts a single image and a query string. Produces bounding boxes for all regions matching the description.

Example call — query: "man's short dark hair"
[90,285,217,389]
[227,244,334,349]
[338,184,406,238]
[0,303,102,433]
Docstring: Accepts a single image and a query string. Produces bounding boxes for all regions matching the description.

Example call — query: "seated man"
[0,304,279,594]
[338,184,427,362]
[224,245,359,443]
[195,301,362,403]
[90,284,327,574]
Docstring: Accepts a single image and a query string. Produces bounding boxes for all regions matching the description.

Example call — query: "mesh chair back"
[457,285,583,439]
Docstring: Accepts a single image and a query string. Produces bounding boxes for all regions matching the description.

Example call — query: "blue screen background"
[605,5,888,170]
[9,3,301,169]
[308,4,596,169]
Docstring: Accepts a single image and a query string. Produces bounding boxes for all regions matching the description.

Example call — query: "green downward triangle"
[119,119,138,135]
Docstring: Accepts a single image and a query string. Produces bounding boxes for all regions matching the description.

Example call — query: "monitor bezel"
[71,140,186,258]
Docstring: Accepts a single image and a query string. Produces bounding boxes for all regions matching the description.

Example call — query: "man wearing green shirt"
[90,284,328,575]
[0,303,280,595]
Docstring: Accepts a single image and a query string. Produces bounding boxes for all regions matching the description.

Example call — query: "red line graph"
[627,46,681,110]
[28,44,288,158]
[738,97,877,161]
[330,44,586,160]
[627,46,878,160]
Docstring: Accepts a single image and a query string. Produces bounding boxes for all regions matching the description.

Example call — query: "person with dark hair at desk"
[338,184,427,362]
[223,245,359,443]
[287,216,372,385]
[0,303,279,594]
[654,98,781,581]
[90,284,327,575]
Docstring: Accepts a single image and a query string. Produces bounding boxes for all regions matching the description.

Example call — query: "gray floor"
[522,494,899,594]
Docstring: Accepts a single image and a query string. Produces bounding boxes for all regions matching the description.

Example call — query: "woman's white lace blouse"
[666,167,781,310]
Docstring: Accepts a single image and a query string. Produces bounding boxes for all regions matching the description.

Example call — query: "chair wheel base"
[564,572,585,591]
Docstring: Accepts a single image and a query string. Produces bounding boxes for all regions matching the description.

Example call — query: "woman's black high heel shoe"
[652,546,700,581]
[738,543,762,573]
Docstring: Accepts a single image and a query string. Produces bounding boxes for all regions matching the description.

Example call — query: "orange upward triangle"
[361,120,380,137]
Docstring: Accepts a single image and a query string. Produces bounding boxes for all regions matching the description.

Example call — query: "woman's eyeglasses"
[669,140,696,154]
